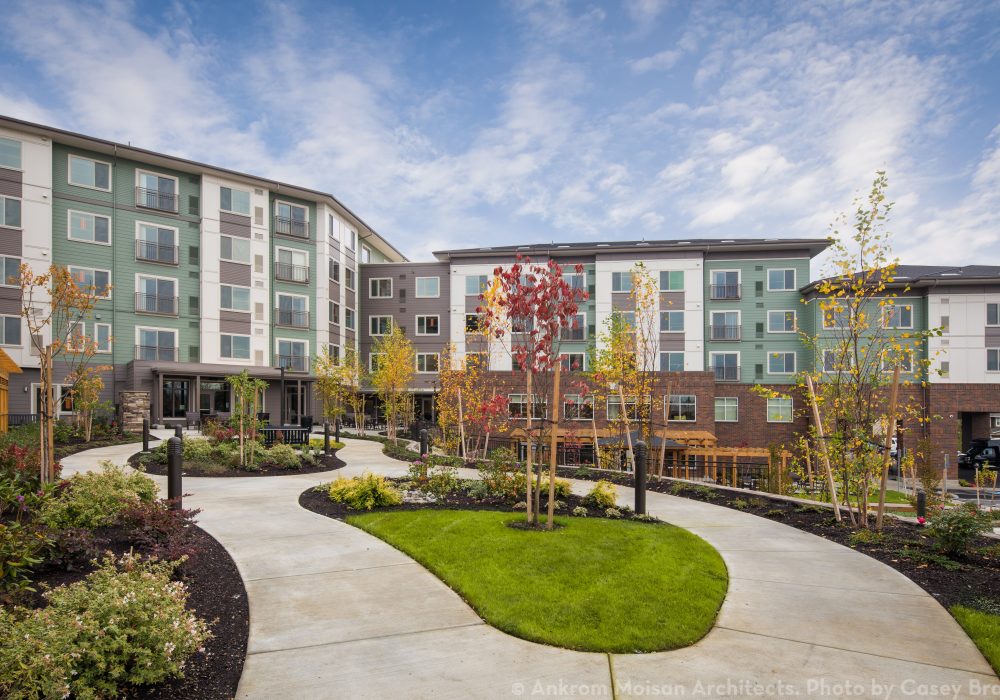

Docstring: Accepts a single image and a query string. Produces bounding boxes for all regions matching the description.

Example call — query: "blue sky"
[1,0,998,266]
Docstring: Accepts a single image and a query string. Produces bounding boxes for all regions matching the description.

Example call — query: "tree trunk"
[592,415,600,469]
[457,386,466,458]
[875,365,902,531]
[546,362,562,530]
[659,381,671,476]
[524,370,533,524]
[618,384,635,471]
[46,354,55,484]
[806,375,842,523]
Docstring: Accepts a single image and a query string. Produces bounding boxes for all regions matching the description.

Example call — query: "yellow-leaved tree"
[370,325,415,442]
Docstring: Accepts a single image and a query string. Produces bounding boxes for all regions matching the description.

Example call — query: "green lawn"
[796,488,911,505]
[346,510,728,653]
[952,606,1000,675]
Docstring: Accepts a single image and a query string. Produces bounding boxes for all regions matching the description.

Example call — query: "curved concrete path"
[62,435,999,699]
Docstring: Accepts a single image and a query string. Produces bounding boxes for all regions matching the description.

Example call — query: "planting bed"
[131,450,345,477]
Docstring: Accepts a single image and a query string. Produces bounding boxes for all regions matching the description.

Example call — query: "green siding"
[270,194,318,364]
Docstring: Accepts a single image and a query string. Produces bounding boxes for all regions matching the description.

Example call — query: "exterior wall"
[929,290,1000,383]
[269,193,316,370]
[711,383,808,448]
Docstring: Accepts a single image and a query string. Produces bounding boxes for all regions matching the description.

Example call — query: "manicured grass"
[346,509,728,652]
[952,605,1000,675]
[796,488,911,505]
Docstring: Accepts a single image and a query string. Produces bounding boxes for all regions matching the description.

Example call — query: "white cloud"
[629,48,683,73]
[625,0,672,24]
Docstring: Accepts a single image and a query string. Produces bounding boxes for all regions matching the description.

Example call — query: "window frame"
[369,315,393,336]
[361,245,372,264]
[415,352,440,374]
[767,309,797,333]
[767,350,797,375]
[0,195,21,229]
[659,270,684,292]
[822,303,851,329]
[611,271,632,293]
[560,352,586,372]
[767,268,796,291]
[67,153,112,192]
[68,265,112,299]
[220,186,252,216]
[988,348,1000,373]
[415,314,440,336]
[465,275,488,296]
[369,277,393,299]
[0,314,21,346]
[714,397,738,423]
[563,393,594,421]
[415,276,440,298]
[67,209,112,246]
[344,267,356,291]
[660,310,685,333]
[135,169,179,211]
[0,255,21,287]
[666,394,697,422]
[220,284,252,312]
[93,322,112,354]
[607,395,641,421]
[330,301,341,326]
[275,338,309,370]
[767,397,794,423]
[882,303,914,330]
[709,351,740,381]
[369,352,385,372]
[220,333,252,361]
[659,351,684,372]
[344,308,356,331]
[0,136,21,170]
[135,326,178,360]
[987,303,1000,327]
[219,234,252,264]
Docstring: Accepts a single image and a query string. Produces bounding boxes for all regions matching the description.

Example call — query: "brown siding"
[0,228,22,256]
[220,314,252,334]
[220,212,251,238]
[985,327,1000,344]
[220,261,252,286]
[0,168,22,198]
[659,334,685,350]
[0,285,21,313]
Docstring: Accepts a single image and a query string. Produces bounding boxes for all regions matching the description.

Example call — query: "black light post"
[277,365,286,426]
[167,436,183,510]
[324,421,331,456]
[142,418,149,453]
[634,440,648,515]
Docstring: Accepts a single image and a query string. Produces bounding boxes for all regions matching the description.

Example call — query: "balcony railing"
[276,354,308,372]
[709,284,741,300]
[562,326,585,341]
[275,262,310,283]
[713,365,741,382]
[274,216,309,239]
[135,293,179,316]
[135,345,178,362]
[135,239,179,265]
[135,187,179,213]
[709,324,742,341]
[275,308,310,328]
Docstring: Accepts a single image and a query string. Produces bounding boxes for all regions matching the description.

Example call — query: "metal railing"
[5,414,39,427]
[135,293,179,316]
[135,239,179,265]
[709,284,741,300]
[275,308,310,328]
[275,354,308,372]
[709,324,741,341]
[713,364,741,382]
[274,262,310,283]
[135,187,179,213]
[274,216,309,239]
[562,326,585,341]
[135,345,179,361]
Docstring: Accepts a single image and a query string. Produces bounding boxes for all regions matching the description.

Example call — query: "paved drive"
[62,435,1000,698]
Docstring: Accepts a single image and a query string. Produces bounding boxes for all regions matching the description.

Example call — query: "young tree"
[65,364,113,443]
[436,343,465,455]
[337,346,368,435]
[589,311,641,470]
[20,264,106,483]
[313,347,351,426]
[481,256,587,529]
[370,325,415,442]
[227,370,268,469]
[628,263,661,445]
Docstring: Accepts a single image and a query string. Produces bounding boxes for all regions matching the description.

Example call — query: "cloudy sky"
[1,0,998,266]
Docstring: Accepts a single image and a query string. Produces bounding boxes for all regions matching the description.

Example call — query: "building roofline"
[0,113,408,262]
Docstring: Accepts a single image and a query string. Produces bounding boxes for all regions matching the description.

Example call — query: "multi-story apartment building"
[2,115,999,474]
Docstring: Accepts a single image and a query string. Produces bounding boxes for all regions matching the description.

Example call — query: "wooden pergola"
[0,348,22,433]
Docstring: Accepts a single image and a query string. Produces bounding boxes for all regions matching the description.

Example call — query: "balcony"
[275,308,310,328]
[709,324,742,341]
[709,284,741,300]
[713,365,741,382]
[563,326,585,341]
[276,354,308,372]
[135,345,178,362]
[135,293,179,316]
[274,216,309,239]
[275,262,310,284]
[135,239,179,265]
[135,187,179,213]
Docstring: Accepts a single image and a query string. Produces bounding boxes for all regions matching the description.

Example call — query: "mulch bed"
[130,451,345,477]
[21,523,248,699]
[555,466,1000,611]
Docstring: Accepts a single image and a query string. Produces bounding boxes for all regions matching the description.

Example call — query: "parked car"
[958,439,1000,469]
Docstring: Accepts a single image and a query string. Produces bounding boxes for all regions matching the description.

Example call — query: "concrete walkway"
[61,436,1000,699]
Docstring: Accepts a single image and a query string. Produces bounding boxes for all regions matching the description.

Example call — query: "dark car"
[958,439,1000,470]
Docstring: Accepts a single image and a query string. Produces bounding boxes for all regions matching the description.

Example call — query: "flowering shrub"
[117,499,202,562]
[539,476,572,500]
[260,444,302,470]
[477,448,526,500]
[327,473,402,510]
[39,461,158,530]
[0,520,49,598]
[584,480,617,509]
[928,505,993,557]
[0,553,211,700]
[47,526,108,571]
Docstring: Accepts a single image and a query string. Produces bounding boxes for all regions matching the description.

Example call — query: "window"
[882,349,913,373]
[466,352,488,370]
[220,235,251,264]
[344,268,356,290]
[329,260,340,282]
[660,311,684,332]
[611,271,632,293]
[1,256,21,286]
[465,275,488,296]
[0,315,21,345]
[136,171,178,212]
[274,201,308,237]
[329,215,339,242]
[0,196,20,228]
[509,394,547,419]
[369,315,392,335]
[767,397,793,422]
[710,270,740,299]
[667,395,696,421]
[465,313,482,333]
[346,229,356,251]
[709,311,739,340]
[659,270,684,291]
[560,353,585,372]
[328,344,341,365]
[330,301,340,325]
[883,304,913,329]
[607,395,641,421]
[369,278,392,298]
[221,284,251,312]
[822,304,850,329]
[277,339,308,371]
[988,304,1000,327]
[768,351,796,374]
[136,275,177,314]
[416,353,440,373]
[94,323,111,353]
[563,394,594,420]
[361,246,372,264]
[768,310,796,333]
[564,273,586,290]
[66,320,85,352]
[345,308,355,331]
[715,397,738,422]
[0,137,20,169]
[69,266,110,297]
[710,352,740,381]
[563,313,586,341]
[823,349,849,373]
[221,334,251,360]
[660,352,684,372]
[66,210,110,245]
[368,353,385,372]
[276,294,308,327]
[767,269,796,291]
[137,328,177,361]
[416,315,440,335]
[619,311,636,327]
[220,186,251,216]
[136,223,178,264]
[988,349,1000,372]
[940,315,950,332]
[275,248,309,283]
[68,155,110,191]
[415,277,440,298]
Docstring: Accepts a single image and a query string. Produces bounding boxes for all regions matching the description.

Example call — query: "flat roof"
[433,237,831,260]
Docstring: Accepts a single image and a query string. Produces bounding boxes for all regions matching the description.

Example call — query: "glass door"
[162,379,190,419]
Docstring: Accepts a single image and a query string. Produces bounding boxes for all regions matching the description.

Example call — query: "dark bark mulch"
[22,523,249,699]
[130,451,345,477]
[555,466,1000,611]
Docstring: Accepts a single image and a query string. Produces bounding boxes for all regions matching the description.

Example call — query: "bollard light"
[167,436,183,510]
[142,417,149,453]
[420,429,429,458]
[324,422,331,457]
[634,440,648,515]
[916,489,927,525]
[335,418,341,444]
[174,424,183,441]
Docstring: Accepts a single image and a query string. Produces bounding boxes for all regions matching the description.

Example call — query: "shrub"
[0,553,211,700]
[605,507,622,519]
[47,527,107,571]
[513,501,527,511]
[327,474,402,510]
[181,438,215,463]
[668,481,687,496]
[848,529,885,547]
[584,480,617,509]
[40,462,158,530]
[572,506,588,517]
[765,508,786,519]
[117,500,201,562]
[464,480,491,501]
[573,468,592,479]
[213,440,242,469]
[261,444,302,470]
[478,448,526,500]
[0,521,49,597]
[539,476,572,500]
[732,498,750,511]
[425,465,460,499]
[928,505,992,557]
